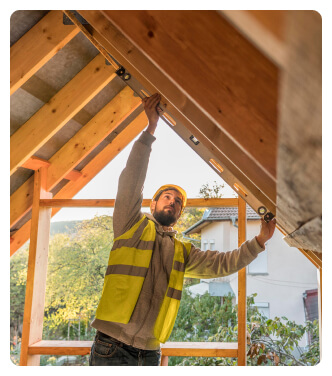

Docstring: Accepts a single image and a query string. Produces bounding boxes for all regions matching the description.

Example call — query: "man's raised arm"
[113,94,161,238]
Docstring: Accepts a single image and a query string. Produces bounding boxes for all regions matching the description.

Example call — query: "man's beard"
[153,208,177,227]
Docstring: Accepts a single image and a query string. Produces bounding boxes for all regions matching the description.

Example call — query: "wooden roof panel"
[10,10,321,259]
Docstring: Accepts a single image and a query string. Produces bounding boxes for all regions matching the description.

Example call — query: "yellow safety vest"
[95,215,191,343]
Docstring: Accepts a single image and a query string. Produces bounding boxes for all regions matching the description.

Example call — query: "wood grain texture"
[20,168,52,366]
[161,342,238,357]
[21,156,51,170]
[10,11,80,95]
[39,198,239,208]
[10,112,148,256]
[101,10,278,179]
[10,87,139,227]
[79,10,277,213]
[10,54,116,175]
[28,340,93,355]
[46,86,140,190]
[220,10,286,68]
[28,340,237,357]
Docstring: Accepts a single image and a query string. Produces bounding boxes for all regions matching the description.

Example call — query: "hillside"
[50,220,81,236]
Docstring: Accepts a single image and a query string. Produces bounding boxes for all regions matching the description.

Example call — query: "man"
[89,93,276,366]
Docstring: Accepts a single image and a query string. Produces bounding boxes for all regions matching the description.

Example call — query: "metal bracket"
[264,212,275,223]
[63,11,89,25]
[115,66,126,76]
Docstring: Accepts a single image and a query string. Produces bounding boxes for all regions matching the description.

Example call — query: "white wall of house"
[200,219,318,347]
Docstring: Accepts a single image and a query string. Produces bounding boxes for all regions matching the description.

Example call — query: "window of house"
[209,239,215,251]
[248,245,268,274]
[252,302,270,319]
[203,240,208,251]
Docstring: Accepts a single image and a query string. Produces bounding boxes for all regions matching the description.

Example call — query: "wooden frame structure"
[10,10,322,367]
[19,185,248,366]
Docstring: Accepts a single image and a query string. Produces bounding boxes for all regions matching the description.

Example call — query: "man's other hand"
[256,218,277,248]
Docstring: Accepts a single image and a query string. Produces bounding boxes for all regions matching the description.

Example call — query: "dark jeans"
[89,331,161,366]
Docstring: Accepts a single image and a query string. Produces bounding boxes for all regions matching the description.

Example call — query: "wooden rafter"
[21,156,51,170]
[100,10,278,179]
[220,10,287,68]
[10,112,148,256]
[10,11,80,95]
[10,53,116,176]
[10,86,140,227]
[38,198,239,208]
[78,10,277,213]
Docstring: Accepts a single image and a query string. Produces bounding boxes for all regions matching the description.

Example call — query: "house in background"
[184,205,319,347]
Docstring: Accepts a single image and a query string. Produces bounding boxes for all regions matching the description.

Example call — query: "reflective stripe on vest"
[153,238,191,343]
[95,216,155,323]
[95,215,191,343]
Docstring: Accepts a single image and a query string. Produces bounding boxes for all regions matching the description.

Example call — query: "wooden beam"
[10,112,147,256]
[64,170,82,181]
[237,197,247,366]
[160,342,238,357]
[10,176,34,228]
[50,111,147,209]
[10,86,140,227]
[39,198,240,208]
[220,11,287,68]
[10,11,80,95]
[28,340,238,358]
[100,10,278,179]
[46,86,141,191]
[10,221,31,257]
[28,340,93,356]
[20,168,52,366]
[78,10,277,213]
[21,156,50,170]
[10,53,116,175]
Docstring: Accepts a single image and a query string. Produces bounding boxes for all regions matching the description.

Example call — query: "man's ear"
[150,200,156,213]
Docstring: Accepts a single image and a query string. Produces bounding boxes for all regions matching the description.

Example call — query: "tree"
[10,246,29,365]
[44,215,113,340]
[174,207,204,246]
[198,180,226,199]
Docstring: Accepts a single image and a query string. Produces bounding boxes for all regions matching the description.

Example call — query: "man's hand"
[255,218,277,248]
[142,93,162,135]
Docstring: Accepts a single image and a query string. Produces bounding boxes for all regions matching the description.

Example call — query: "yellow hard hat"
[151,184,187,214]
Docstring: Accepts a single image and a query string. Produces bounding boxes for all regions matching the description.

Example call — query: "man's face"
[151,190,183,227]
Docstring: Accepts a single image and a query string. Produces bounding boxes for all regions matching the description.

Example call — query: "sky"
[52,118,237,223]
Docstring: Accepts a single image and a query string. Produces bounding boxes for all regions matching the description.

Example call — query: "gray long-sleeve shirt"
[91,130,264,350]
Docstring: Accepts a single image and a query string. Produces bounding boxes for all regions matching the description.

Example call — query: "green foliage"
[10,185,320,367]
[168,289,236,365]
[50,220,81,235]
[44,215,113,339]
[10,247,28,326]
[174,207,204,246]
[198,181,226,199]
[172,292,320,366]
